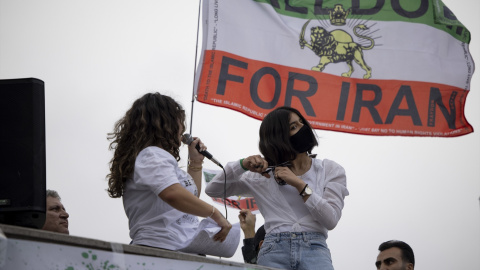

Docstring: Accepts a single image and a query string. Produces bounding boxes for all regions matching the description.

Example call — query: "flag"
[195,0,474,137]
[203,168,259,212]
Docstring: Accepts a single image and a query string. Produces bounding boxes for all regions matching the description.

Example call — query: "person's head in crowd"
[376,240,415,270]
[253,225,265,253]
[42,189,69,234]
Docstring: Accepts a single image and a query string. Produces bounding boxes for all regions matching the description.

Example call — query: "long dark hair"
[258,106,317,165]
[107,92,185,198]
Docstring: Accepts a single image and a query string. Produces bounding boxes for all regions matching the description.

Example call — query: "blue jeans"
[257,232,333,270]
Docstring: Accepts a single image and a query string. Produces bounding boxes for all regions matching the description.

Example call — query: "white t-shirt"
[123,146,200,250]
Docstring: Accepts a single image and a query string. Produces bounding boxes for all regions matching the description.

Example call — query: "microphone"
[181,133,223,168]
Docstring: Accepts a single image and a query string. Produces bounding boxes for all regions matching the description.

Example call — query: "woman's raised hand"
[242,155,270,177]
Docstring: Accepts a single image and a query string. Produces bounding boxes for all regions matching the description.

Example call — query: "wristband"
[188,159,204,165]
[299,184,308,195]
[240,158,248,171]
[208,205,215,218]
[188,164,203,172]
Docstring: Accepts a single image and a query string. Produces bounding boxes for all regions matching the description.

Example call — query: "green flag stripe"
[253,0,470,43]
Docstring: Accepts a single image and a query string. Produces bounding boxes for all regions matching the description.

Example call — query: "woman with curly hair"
[107,92,231,250]
[206,106,348,270]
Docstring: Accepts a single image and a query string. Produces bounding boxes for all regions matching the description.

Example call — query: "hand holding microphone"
[182,134,206,162]
[182,133,223,168]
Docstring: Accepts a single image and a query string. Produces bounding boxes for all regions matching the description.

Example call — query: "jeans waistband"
[265,232,326,242]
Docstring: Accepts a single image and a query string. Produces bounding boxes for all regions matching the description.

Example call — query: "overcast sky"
[0,0,479,269]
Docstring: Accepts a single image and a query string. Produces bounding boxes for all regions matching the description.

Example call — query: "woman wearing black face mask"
[206,106,348,270]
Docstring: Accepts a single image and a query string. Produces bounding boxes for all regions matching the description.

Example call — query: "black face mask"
[290,124,315,153]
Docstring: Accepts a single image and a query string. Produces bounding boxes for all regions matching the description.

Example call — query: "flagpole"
[188,0,229,221]
[188,0,202,135]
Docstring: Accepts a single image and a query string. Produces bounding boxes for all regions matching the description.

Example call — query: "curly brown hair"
[107,92,186,198]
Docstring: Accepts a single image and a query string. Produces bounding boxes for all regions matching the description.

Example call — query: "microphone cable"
[222,167,228,219]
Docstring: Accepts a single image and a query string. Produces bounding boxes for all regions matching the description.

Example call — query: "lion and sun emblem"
[299,4,376,79]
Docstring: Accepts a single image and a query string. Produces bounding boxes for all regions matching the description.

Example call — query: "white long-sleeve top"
[205,158,349,237]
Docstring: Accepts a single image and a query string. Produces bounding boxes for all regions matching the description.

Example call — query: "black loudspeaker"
[0,78,46,229]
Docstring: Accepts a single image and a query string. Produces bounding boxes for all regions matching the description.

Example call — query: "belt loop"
[302,232,307,242]
[276,233,280,242]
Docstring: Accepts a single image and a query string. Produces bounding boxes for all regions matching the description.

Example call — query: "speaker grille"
[0,78,46,228]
